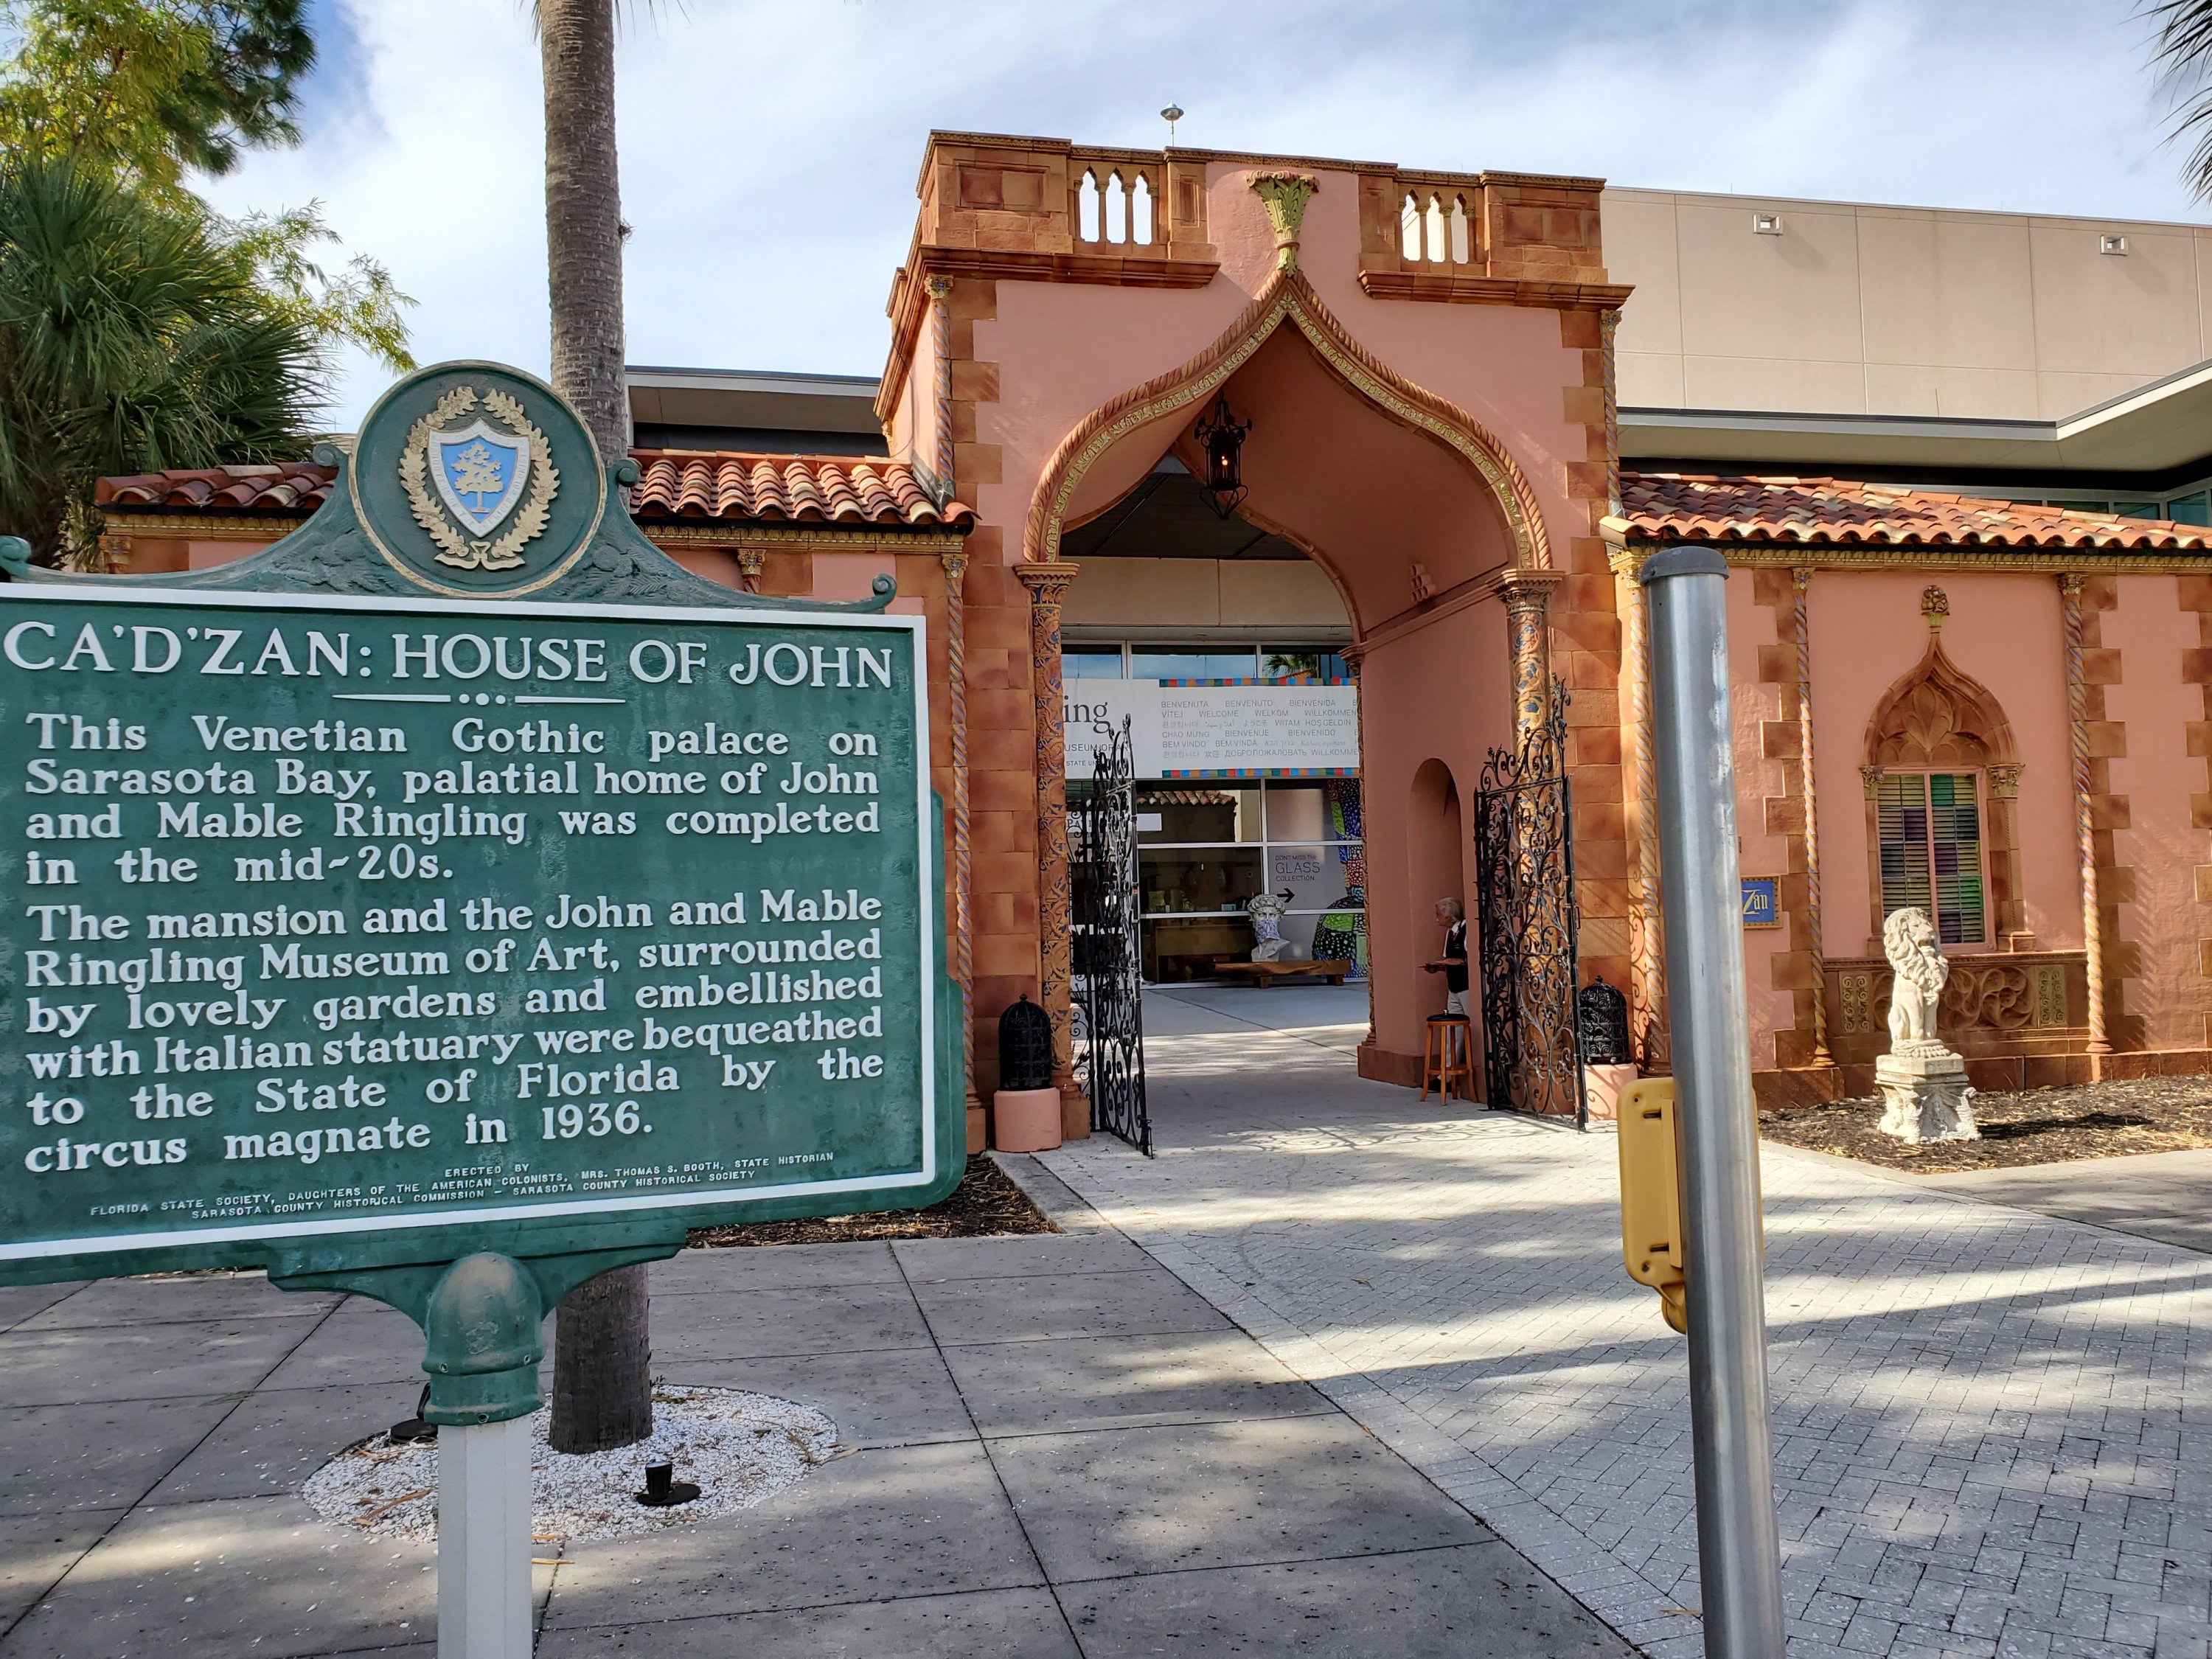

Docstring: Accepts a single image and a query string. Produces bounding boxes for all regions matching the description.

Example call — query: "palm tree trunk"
[539,0,650,1455]
[541,0,629,459]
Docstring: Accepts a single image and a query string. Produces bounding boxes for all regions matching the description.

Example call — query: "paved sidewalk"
[1038,985,2212,1659]
[0,1214,1624,1656]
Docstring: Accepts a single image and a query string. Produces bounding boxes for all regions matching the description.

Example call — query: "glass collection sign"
[0,585,941,1276]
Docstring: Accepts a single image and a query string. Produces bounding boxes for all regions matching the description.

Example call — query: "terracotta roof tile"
[626,451,970,528]
[96,451,973,532]
[1617,473,2212,552]
[97,463,335,515]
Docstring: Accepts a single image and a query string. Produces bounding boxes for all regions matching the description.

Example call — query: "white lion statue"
[1245,892,1288,961]
[1883,907,1949,1051]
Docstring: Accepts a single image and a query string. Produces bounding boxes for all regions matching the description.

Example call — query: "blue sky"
[192,0,2212,425]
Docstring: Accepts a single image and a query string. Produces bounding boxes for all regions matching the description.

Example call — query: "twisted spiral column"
[1792,568,1833,1069]
[1610,543,1666,1072]
[928,275,955,502]
[942,549,977,1113]
[2060,574,2110,1055]
[1018,561,1085,1109]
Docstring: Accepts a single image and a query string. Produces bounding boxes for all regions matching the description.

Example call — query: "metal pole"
[438,1417,535,1658]
[1639,546,1788,1658]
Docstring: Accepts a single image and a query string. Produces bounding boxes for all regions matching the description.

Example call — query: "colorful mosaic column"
[1610,543,1667,1072]
[1018,560,1085,1109]
[1498,569,1559,745]
[2060,574,2111,1055]
[942,549,978,1115]
[1792,568,1833,1069]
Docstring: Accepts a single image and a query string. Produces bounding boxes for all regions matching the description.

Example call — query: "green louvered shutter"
[1877,771,1985,946]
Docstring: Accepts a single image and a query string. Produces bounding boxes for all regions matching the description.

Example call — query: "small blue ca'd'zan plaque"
[1740,876,1780,928]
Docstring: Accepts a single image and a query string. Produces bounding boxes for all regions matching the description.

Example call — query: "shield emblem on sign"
[428,420,531,538]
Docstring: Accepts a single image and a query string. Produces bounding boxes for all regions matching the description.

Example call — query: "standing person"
[1425,897,1470,1015]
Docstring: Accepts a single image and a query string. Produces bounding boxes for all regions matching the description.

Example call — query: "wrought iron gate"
[1070,718,1152,1153]
[1473,689,1587,1126]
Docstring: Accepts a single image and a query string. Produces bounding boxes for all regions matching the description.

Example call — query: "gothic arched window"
[1860,591,2023,951]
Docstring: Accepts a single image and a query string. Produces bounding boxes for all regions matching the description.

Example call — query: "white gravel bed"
[303,1385,841,1544]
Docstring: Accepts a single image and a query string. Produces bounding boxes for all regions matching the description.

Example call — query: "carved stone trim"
[1634,541,2212,575]
[1986,762,2023,799]
[1248,173,1320,271]
[1021,266,1551,572]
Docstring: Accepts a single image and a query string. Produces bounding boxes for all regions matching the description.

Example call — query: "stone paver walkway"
[1037,985,2212,1659]
[0,1214,1624,1657]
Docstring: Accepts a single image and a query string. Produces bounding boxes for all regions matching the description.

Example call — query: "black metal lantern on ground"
[1577,978,1632,1067]
[998,995,1055,1092]
[1192,389,1251,519]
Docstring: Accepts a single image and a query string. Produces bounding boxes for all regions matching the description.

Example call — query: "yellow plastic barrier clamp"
[1616,1077,1687,1334]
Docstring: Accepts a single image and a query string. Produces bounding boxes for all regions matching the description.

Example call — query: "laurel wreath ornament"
[399,386,560,570]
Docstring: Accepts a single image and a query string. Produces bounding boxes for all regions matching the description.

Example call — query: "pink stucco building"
[97,131,2212,1143]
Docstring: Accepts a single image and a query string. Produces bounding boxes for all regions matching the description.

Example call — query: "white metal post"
[437,1417,535,1659]
[1640,546,1789,1658]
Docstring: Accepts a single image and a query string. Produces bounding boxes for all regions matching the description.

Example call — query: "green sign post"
[0,364,964,1655]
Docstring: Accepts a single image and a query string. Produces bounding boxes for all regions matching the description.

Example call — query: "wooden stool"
[1423,1014,1474,1101]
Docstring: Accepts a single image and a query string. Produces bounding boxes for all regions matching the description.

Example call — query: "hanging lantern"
[998,994,1055,1093]
[1192,389,1251,519]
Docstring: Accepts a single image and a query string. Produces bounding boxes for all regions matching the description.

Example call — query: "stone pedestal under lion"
[1873,907,1980,1144]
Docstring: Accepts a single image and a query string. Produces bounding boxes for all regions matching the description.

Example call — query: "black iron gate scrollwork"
[1473,687,1587,1127]
[1070,717,1151,1154]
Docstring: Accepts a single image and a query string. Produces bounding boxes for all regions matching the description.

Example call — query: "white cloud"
[196,0,2204,426]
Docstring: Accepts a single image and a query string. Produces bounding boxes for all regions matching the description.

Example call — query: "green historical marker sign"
[0,362,964,1297]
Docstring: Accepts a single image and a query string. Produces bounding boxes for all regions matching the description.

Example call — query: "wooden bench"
[1209,957,1356,987]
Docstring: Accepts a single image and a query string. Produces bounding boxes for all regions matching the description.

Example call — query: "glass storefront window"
[1065,649,1126,678]
[1130,649,1259,681]
[1262,649,1349,681]
[1131,778,1366,982]
[1262,785,1359,843]
[1139,846,1265,915]
[1135,785,1259,844]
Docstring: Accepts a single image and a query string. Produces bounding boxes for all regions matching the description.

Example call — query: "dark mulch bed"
[1762,1075,2212,1172]
[685,1155,1056,1248]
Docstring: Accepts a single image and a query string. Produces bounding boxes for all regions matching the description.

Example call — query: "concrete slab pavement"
[0,1220,1627,1658]
[1909,1147,2212,1256]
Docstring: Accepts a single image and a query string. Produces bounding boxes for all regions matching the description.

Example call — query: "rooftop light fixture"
[1193,389,1251,520]
[1753,212,1784,236]
[1161,104,1184,147]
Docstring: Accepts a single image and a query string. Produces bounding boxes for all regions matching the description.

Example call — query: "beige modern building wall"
[1061,557,1349,639]
[1605,187,2212,421]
